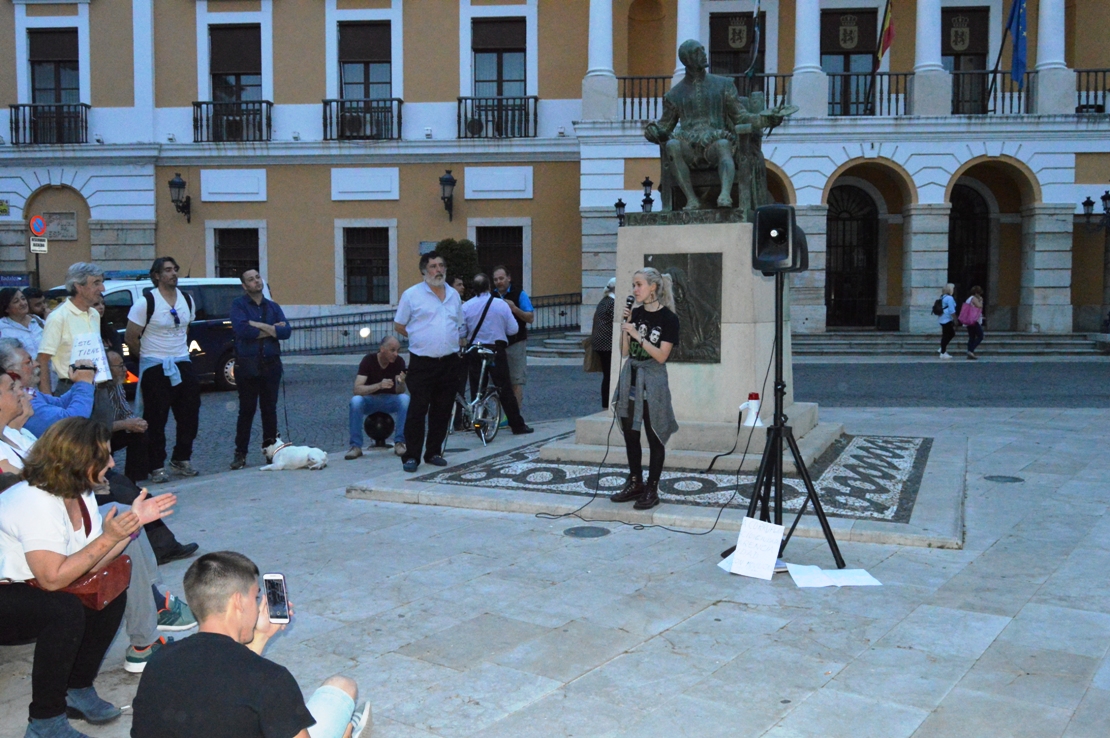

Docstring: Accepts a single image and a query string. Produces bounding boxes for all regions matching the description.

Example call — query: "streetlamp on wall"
[641,177,654,213]
[614,198,626,227]
[440,170,457,221]
[1081,189,1110,233]
[168,173,191,223]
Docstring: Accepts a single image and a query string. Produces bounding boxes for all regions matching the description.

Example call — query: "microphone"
[625,295,635,310]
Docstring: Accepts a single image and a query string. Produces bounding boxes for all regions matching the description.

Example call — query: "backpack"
[143,289,194,329]
[931,298,944,316]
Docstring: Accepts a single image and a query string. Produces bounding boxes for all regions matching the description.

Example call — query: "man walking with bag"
[125,257,201,483]
[229,269,291,469]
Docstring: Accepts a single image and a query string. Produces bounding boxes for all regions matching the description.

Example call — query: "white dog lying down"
[260,438,329,471]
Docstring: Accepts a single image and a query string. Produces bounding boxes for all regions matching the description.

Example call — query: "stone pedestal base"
[581,74,619,121]
[1034,68,1076,115]
[910,69,952,116]
[790,71,829,118]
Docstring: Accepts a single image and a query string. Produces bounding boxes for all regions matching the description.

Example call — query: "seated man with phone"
[132,551,371,738]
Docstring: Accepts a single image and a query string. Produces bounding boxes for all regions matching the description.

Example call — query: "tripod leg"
[722,427,778,559]
[783,427,846,569]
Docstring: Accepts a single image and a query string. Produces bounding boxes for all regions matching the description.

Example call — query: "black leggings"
[0,583,126,720]
[940,322,956,353]
[621,401,666,484]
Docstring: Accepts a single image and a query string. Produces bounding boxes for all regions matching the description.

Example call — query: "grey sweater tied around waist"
[612,357,679,444]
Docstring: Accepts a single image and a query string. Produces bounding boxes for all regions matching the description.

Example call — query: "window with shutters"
[29,29,79,105]
[210,25,262,102]
[708,14,766,77]
[820,10,878,116]
[474,227,523,288]
[344,228,390,305]
[214,229,259,279]
[472,18,526,98]
[340,22,391,100]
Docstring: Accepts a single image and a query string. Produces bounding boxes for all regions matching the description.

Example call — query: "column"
[901,204,952,333]
[790,205,828,332]
[910,0,951,116]
[673,0,701,81]
[1034,0,1073,114]
[1018,204,1074,332]
[581,0,618,120]
[790,0,827,117]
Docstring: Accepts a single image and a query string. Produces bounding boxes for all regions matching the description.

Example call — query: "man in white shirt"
[124,257,201,483]
[393,251,465,472]
[462,274,533,435]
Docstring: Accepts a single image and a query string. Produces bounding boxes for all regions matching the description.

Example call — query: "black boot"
[610,476,644,503]
[634,480,660,510]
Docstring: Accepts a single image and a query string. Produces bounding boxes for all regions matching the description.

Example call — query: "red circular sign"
[28,215,46,237]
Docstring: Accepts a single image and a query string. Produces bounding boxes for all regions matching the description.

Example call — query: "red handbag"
[27,497,133,610]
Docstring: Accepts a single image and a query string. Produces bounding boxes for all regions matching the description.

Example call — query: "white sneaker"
[393,442,406,457]
[939,352,952,359]
[351,702,372,738]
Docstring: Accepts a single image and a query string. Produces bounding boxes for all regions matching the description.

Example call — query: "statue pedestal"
[540,221,841,471]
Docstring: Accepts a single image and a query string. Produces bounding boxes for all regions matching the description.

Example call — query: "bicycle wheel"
[473,391,502,443]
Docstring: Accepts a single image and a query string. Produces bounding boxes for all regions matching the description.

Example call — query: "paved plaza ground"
[2,358,1110,736]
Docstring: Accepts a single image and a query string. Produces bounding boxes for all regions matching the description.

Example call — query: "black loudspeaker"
[363,412,395,446]
[753,204,809,275]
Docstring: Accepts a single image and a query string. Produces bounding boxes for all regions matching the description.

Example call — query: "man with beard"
[393,251,465,472]
[125,257,201,483]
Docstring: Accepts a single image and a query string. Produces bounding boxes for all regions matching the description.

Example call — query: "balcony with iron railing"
[323,98,402,141]
[193,101,273,143]
[951,70,1036,115]
[1076,69,1110,114]
[827,73,912,116]
[457,96,538,139]
[9,103,90,145]
[618,74,791,121]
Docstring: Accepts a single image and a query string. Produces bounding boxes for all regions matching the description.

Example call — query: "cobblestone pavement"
[157,358,1110,475]
[4,406,1109,737]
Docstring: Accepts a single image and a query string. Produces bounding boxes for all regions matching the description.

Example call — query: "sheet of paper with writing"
[69,333,110,384]
[729,517,783,580]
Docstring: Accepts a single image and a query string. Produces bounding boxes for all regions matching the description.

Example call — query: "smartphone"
[262,573,290,624]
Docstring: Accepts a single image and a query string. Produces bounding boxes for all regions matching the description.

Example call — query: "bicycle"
[449,343,503,445]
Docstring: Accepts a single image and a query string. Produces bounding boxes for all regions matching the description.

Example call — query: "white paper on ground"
[729,517,784,580]
[787,563,882,588]
[718,553,734,572]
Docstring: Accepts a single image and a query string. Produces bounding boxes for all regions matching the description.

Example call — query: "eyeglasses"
[169,306,180,326]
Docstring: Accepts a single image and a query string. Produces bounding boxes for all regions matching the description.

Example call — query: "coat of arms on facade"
[728,18,748,49]
[838,14,858,50]
[950,15,970,52]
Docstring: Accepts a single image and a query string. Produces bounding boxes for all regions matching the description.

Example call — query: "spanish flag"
[876,0,894,65]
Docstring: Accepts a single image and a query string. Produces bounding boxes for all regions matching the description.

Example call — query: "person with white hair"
[590,278,617,408]
[937,283,958,359]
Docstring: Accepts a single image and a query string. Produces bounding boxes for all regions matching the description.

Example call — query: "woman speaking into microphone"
[609,268,679,510]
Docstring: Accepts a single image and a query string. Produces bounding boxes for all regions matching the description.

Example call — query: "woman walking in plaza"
[590,278,616,409]
[609,268,679,511]
[937,283,958,359]
[962,285,985,360]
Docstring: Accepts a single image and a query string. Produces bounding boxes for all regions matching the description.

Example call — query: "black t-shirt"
[131,632,315,738]
[356,352,406,395]
[627,305,679,360]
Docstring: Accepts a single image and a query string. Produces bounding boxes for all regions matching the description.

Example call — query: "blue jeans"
[349,393,409,446]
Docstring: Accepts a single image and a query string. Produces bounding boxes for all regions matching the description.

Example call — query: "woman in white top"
[0,416,174,737]
[0,287,45,359]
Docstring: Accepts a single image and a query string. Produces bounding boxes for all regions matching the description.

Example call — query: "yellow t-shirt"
[38,298,100,377]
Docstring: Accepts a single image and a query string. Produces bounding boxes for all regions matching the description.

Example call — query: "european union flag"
[1005,0,1027,87]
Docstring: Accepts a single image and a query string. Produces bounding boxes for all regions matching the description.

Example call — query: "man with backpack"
[125,256,201,483]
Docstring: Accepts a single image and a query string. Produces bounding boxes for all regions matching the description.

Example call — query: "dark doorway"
[825,185,879,328]
[947,183,989,304]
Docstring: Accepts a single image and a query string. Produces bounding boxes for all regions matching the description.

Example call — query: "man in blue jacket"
[229,270,291,470]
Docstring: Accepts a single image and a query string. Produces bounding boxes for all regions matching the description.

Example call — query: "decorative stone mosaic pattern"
[416,433,931,523]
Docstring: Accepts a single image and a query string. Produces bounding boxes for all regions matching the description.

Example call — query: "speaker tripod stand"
[722,271,845,569]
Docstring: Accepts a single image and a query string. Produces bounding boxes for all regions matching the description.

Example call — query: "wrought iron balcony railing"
[731,73,792,110]
[619,76,671,120]
[951,70,1036,115]
[457,96,538,139]
[193,100,273,143]
[323,98,402,141]
[1076,69,1110,114]
[827,72,911,116]
[9,103,89,145]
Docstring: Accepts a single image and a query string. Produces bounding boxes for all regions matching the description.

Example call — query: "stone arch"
[22,184,92,289]
[627,0,668,76]
[822,157,918,209]
[765,162,795,205]
[945,155,1042,207]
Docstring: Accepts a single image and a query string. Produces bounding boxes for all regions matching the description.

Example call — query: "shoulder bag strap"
[467,295,496,347]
